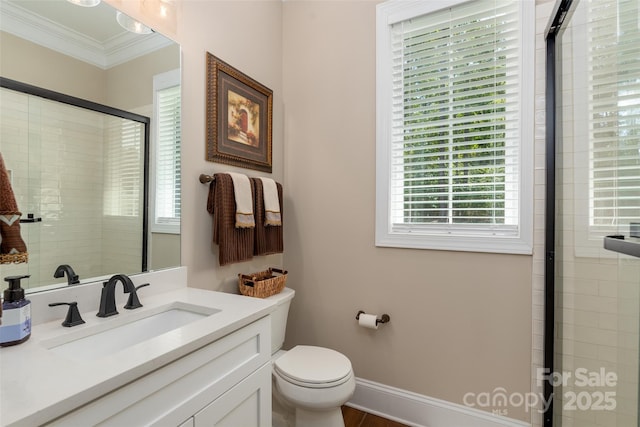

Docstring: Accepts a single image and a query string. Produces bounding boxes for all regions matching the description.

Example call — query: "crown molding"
[0,1,172,70]
[104,31,173,69]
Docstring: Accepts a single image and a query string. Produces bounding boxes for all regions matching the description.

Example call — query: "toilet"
[267,287,355,427]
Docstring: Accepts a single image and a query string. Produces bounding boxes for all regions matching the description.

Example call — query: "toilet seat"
[274,345,353,389]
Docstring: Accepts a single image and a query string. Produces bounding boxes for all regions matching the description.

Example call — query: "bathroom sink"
[44,302,220,361]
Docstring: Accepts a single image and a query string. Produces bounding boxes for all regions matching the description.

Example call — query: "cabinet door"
[194,363,271,427]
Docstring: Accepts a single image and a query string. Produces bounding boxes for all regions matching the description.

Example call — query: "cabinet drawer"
[47,316,271,426]
[194,363,271,426]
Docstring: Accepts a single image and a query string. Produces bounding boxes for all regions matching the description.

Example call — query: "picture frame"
[206,53,273,173]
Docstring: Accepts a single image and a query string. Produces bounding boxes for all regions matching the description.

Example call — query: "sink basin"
[44,302,220,361]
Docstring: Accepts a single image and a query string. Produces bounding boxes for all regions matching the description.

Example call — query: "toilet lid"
[274,345,352,387]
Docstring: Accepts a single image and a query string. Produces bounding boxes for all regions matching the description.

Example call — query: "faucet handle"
[49,302,85,327]
[97,281,118,318]
[124,283,149,310]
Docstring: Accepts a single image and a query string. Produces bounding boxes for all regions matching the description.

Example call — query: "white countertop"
[0,284,277,426]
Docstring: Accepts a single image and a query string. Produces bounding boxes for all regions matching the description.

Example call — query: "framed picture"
[206,53,273,172]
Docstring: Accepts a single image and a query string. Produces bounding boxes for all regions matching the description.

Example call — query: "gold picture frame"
[206,53,273,172]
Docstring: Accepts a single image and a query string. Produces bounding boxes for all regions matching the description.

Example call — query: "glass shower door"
[554,0,640,425]
[0,86,146,290]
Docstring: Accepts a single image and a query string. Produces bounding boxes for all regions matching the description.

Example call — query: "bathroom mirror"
[0,0,181,291]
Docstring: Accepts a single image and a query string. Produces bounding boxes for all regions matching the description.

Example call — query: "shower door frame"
[543,1,577,426]
[0,77,151,273]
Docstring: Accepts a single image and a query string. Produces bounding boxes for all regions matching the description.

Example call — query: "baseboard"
[346,378,531,427]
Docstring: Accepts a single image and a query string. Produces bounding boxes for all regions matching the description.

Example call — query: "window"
[103,116,144,217]
[569,0,640,257]
[588,0,640,234]
[151,69,181,233]
[376,0,534,254]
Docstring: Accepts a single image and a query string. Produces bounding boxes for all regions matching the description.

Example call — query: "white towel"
[228,172,255,228]
[259,177,281,226]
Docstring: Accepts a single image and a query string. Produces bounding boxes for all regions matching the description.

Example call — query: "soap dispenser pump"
[0,275,31,346]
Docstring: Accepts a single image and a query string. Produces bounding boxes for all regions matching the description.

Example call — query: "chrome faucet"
[54,264,80,285]
[97,274,136,318]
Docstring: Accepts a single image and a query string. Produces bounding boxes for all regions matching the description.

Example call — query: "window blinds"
[103,116,144,217]
[588,0,640,231]
[389,0,521,236]
[154,84,181,228]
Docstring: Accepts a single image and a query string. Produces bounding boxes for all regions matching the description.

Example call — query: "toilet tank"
[265,287,295,355]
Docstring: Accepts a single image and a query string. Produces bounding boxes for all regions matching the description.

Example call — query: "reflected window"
[588,0,640,233]
[104,117,144,217]
[152,69,181,233]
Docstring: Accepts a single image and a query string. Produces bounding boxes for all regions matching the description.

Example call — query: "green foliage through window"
[393,0,518,226]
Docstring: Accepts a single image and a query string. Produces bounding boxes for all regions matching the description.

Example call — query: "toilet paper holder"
[356,310,390,325]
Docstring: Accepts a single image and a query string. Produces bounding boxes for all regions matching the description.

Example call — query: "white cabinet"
[47,316,271,427]
[170,364,271,427]
[194,363,271,426]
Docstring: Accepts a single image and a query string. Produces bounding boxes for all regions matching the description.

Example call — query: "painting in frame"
[206,53,273,173]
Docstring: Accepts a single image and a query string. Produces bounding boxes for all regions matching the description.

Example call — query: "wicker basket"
[238,267,287,298]
[0,252,28,265]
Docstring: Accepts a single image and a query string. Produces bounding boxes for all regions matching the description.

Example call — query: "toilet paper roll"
[358,313,379,330]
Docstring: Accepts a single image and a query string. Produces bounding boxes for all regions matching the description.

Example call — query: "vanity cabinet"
[186,363,271,426]
[46,316,271,427]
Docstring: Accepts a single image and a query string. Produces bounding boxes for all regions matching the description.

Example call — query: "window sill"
[603,236,640,259]
[375,232,533,255]
[151,225,180,235]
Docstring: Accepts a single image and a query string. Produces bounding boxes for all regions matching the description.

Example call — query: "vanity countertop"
[0,287,277,427]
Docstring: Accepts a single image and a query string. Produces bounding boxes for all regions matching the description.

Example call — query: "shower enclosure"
[546,0,640,426]
[0,79,148,290]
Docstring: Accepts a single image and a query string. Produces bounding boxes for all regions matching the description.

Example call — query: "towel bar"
[199,174,215,184]
[200,173,263,184]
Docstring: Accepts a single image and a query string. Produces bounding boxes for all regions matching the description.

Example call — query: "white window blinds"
[103,116,144,217]
[152,70,181,233]
[588,0,640,232]
[376,0,533,254]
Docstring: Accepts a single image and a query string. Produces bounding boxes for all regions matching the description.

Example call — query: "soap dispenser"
[0,275,31,346]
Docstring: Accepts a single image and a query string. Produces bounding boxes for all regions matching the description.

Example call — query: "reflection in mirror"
[0,0,181,291]
[0,80,149,288]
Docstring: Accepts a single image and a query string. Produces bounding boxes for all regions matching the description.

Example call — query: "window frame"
[375,0,535,254]
[150,68,181,235]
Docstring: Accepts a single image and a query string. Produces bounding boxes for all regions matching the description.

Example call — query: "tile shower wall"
[0,87,142,289]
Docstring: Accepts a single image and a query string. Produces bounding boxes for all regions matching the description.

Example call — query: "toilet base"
[272,409,293,427]
[272,378,347,427]
[295,407,345,427]
[272,387,294,427]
